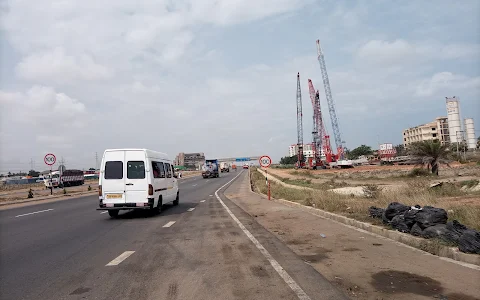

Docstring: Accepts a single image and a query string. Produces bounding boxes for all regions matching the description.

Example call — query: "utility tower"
[316,40,345,160]
[296,73,304,167]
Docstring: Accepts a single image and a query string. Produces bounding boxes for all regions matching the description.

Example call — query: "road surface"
[0,171,346,300]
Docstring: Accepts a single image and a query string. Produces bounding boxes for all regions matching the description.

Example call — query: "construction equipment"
[296,72,305,168]
[307,79,329,169]
[316,40,347,162]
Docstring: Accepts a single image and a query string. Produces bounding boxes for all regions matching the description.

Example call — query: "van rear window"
[105,161,123,179]
[127,161,145,179]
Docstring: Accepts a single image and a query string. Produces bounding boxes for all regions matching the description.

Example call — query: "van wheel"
[156,197,163,213]
[173,192,179,206]
[108,210,119,218]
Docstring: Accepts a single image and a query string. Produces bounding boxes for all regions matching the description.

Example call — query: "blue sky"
[0,0,479,172]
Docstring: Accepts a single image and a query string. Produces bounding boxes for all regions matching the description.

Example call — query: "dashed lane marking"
[15,208,54,218]
[163,221,176,228]
[187,208,195,212]
[215,171,312,300]
[192,184,197,187]
[200,200,206,203]
[106,251,135,266]
[100,211,108,214]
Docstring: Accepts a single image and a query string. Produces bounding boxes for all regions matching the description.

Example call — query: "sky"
[0,0,479,172]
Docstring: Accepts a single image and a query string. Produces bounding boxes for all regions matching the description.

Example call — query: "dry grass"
[252,169,480,231]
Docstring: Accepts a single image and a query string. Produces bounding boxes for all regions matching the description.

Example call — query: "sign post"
[259,155,272,200]
[44,153,56,195]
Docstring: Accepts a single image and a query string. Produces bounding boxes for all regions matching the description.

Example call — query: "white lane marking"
[215,171,311,300]
[192,184,197,187]
[106,251,135,266]
[200,200,206,203]
[209,195,213,197]
[163,221,176,228]
[15,208,54,218]
[100,211,108,214]
[187,208,195,212]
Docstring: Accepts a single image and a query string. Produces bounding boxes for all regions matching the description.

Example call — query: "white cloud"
[15,47,113,83]
[415,72,480,97]
[0,85,87,130]
[356,39,480,66]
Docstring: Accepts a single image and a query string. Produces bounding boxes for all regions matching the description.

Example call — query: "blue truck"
[202,159,219,178]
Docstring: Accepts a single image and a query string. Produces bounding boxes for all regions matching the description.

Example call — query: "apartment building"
[402,117,450,148]
[288,144,324,158]
[174,152,205,170]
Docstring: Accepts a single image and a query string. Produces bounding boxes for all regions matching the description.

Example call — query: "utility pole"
[30,158,34,170]
[95,152,98,170]
[60,157,65,167]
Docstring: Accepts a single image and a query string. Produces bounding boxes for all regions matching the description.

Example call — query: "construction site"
[292,40,478,171]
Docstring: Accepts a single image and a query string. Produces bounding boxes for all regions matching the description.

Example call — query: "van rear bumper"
[97,198,154,210]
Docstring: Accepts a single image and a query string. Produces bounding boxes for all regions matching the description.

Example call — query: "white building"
[402,117,450,148]
[288,144,325,159]
[446,97,462,144]
[464,118,476,149]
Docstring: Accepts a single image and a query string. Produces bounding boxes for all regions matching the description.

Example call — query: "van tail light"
[99,185,102,196]
[148,184,153,196]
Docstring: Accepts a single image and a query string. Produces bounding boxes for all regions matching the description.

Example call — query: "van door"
[124,150,148,204]
[164,163,174,202]
[103,150,126,206]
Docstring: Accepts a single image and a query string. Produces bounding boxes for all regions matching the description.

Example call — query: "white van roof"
[103,149,171,160]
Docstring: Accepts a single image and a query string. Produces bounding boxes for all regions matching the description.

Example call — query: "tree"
[7,171,12,177]
[89,168,96,171]
[348,145,373,159]
[394,144,405,156]
[28,170,40,177]
[407,140,449,176]
[477,136,480,149]
[279,156,297,165]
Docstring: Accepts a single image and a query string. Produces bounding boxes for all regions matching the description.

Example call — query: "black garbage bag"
[442,220,468,243]
[458,229,480,254]
[404,208,422,228]
[421,224,448,239]
[390,215,410,233]
[410,223,423,236]
[383,202,410,222]
[414,206,448,229]
[369,206,384,219]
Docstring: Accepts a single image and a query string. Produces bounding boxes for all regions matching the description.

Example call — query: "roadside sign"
[44,153,56,166]
[259,155,272,168]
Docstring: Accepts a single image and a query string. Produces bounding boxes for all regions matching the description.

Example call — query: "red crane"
[308,79,334,166]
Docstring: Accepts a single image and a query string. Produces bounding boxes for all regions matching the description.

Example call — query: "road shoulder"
[218,172,349,300]
[224,172,480,300]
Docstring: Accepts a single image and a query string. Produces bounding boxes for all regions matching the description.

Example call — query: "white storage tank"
[446,97,462,143]
[464,118,476,149]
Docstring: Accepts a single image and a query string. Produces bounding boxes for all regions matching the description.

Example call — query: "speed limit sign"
[259,155,272,168]
[44,153,56,166]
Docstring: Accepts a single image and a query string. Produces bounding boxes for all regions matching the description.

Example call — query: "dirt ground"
[226,172,480,300]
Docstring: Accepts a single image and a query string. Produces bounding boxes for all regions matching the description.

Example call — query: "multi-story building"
[288,144,325,159]
[402,117,450,148]
[174,152,205,170]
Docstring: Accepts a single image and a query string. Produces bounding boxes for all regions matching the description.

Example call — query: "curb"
[250,169,480,267]
[0,191,97,207]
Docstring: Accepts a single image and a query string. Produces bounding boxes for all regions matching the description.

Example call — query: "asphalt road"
[0,170,347,300]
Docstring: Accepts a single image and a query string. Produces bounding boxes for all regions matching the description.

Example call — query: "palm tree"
[407,140,449,175]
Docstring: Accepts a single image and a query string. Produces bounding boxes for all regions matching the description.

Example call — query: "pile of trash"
[369,202,480,254]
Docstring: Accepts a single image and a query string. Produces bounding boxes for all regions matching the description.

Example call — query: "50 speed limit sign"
[259,155,272,168]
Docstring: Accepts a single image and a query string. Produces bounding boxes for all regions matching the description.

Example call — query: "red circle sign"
[259,155,272,168]
[44,153,56,166]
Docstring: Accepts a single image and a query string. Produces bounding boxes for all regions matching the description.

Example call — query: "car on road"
[97,148,179,218]
[243,164,249,169]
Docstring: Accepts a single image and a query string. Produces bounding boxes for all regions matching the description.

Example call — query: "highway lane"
[0,170,346,300]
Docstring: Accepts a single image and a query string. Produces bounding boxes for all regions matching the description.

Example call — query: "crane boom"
[296,72,304,167]
[307,79,322,163]
[316,39,344,160]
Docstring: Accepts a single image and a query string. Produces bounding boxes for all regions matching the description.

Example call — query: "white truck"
[220,162,230,173]
[44,169,84,188]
